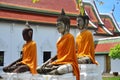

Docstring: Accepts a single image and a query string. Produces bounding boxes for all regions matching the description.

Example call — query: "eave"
[100,14,118,32]
[95,52,108,55]
[84,2,99,23]
[83,1,112,36]
[83,2,98,29]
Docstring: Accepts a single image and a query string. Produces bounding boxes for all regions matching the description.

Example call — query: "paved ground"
[102,73,120,77]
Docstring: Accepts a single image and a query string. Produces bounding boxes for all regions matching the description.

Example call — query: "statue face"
[56,21,65,34]
[22,28,33,41]
[22,31,29,41]
[77,17,84,30]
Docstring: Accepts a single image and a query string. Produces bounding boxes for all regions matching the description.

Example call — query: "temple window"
[43,51,51,63]
[0,51,4,66]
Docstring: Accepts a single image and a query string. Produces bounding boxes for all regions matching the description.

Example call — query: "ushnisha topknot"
[57,8,70,31]
[57,8,70,24]
[25,21,31,28]
[60,8,65,15]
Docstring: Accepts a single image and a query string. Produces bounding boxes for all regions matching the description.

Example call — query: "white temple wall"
[0,20,104,73]
[111,59,120,73]
[95,55,106,73]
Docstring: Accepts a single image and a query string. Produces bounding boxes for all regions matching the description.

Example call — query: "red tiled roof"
[0,9,57,24]
[84,5,98,23]
[0,9,77,25]
[101,18,114,33]
[0,0,79,26]
[0,0,116,32]
[95,42,120,53]
[0,0,78,14]
[96,26,107,34]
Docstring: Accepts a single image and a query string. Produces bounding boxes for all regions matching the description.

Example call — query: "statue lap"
[37,57,92,75]
[78,56,93,64]
[3,63,30,73]
[37,64,73,75]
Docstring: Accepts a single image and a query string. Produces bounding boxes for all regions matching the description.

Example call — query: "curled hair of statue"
[57,8,70,22]
[77,14,90,29]
[77,14,89,21]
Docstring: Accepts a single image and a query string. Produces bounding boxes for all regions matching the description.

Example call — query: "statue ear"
[85,19,89,25]
[65,25,70,32]
[28,30,32,38]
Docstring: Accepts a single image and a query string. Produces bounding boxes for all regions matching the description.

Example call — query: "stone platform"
[0,64,102,80]
[80,64,102,80]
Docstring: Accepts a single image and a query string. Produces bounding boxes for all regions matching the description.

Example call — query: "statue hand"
[49,59,53,63]
[16,62,22,66]
[46,63,53,67]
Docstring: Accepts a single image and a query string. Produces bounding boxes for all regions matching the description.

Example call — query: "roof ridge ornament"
[75,0,85,16]
[32,0,40,3]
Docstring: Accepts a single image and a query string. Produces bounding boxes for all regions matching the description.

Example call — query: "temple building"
[0,0,120,74]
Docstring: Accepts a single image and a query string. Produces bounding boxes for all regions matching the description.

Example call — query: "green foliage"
[109,44,120,59]
[103,77,120,80]
[32,0,40,3]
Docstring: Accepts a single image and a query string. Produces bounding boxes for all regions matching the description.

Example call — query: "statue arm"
[51,55,57,62]
[40,55,57,68]
[8,57,22,67]
[9,51,23,67]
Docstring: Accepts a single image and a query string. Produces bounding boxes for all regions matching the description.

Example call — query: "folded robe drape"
[76,30,98,64]
[21,41,37,74]
[52,33,80,80]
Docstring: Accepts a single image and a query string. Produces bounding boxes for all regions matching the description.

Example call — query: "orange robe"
[21,41,37,74]
[76,30,98,64]
[52,33,80,80]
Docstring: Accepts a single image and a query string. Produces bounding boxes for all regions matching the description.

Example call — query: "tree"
[109,44,120,59]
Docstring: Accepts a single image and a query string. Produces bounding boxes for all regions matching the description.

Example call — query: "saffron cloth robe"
[76,30,98,64]
[52,33,80,80]
[21,41,37,74]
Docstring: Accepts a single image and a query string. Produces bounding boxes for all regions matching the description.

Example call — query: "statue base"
[0,64,102,80]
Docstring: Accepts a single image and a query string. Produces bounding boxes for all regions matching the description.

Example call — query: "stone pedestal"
[80,64,102,80]
[1,64,102,80]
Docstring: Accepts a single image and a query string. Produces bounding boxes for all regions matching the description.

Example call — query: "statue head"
[22,22,33,41]
[76,15,89,30]
[56,9,70,34]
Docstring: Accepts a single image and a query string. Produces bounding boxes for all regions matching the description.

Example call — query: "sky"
[94,0,120,25]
